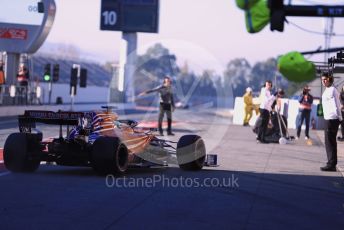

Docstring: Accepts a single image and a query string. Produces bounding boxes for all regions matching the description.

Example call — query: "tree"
[135,43,221,106]
[223,58,251,97]
[136,43,179,86]
[249,58,276,91]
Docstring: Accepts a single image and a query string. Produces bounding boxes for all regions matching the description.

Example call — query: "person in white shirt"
[320,72,343,171]
[338,85,344,141]
[257,80,277,143]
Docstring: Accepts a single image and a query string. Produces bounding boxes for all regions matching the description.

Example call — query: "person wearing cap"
[296,85,313,140]
[320,72,342,171]
[139,76,175,136]
[243,87,254,126]
[337,85,344,141]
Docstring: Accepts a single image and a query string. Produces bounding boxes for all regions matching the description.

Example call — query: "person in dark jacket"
[338,85,344,141]
[296,85,313,140]
[139,76,175,136]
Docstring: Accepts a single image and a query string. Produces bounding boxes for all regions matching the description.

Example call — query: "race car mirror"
[117,119,138,128]
[0,0,56,53]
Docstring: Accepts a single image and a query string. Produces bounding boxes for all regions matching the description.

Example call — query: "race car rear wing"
[18,110,85,128]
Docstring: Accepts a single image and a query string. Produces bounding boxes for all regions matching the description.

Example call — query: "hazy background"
[38,0,344,74]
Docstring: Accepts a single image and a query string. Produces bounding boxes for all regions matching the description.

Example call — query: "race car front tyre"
[176,135,206,170]
[4,133,41,172]
[91,137,128,175]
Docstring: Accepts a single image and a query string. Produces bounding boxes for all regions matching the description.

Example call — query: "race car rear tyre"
[91,137,128,175]
[176,135,206,170]
[4,133,41,172]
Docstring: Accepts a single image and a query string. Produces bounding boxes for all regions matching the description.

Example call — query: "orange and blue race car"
[3,106,206,174]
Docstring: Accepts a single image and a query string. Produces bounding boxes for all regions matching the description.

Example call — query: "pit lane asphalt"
[0,108,343,230]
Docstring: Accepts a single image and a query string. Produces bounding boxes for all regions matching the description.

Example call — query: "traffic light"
[268,0,285,32]
[80,68,87,88]
[70,67,78,95]
[43,63,51,82]
[70,67,78,87]
[53,64,59,82]
[38,1,44,13]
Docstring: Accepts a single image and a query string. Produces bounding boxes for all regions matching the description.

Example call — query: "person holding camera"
[296,85,313,140]
[320,72,342,171]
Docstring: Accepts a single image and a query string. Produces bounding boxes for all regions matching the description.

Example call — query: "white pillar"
[4,52,20,85]
[119,32,137,104]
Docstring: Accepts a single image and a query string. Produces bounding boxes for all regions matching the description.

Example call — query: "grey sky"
[0,0,43,25]
[25,0,344,73]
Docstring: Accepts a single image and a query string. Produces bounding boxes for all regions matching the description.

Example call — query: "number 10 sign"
[100,0,159,33]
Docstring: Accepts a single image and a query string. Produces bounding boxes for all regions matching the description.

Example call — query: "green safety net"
[235,0,259,10]
[278,51,316,82]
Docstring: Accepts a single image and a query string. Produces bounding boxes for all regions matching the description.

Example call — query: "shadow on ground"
[0,165,343,229]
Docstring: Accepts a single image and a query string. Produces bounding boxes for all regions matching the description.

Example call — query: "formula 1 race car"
[3,106,206,174]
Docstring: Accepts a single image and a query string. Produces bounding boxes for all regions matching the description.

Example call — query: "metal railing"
[0,84,44,106]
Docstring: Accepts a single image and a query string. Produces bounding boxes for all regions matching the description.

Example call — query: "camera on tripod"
[337,51,344,59]
[328,51,344,66]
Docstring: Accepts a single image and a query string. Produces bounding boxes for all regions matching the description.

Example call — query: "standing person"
[273,88,285,112]
[257,80,277,143]
[139,76,175,136]
[296,85,313,140]
[320,73,342,171]
[33,77,42,105]
[274,88,288,136]
[0,60,4,85]
[0,60,5,104]
[337,85,344,141]
[16,63,30,104]
[243,87,253,126]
